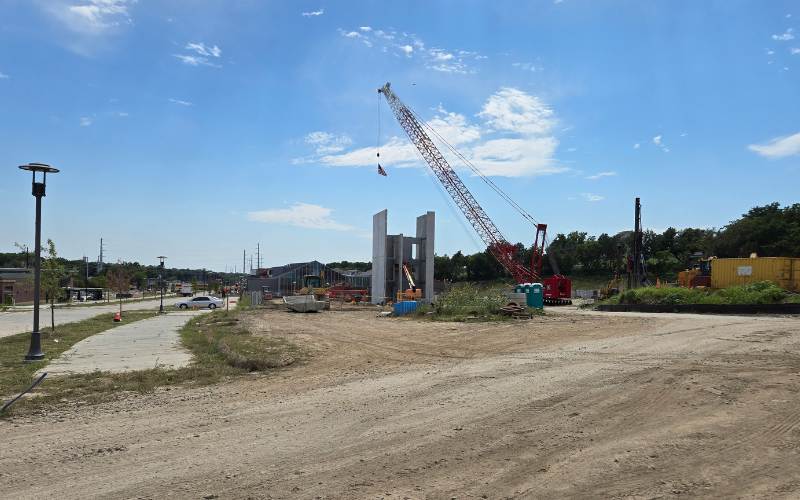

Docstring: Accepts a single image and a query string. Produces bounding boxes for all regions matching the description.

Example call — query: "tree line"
[434,202,800,282]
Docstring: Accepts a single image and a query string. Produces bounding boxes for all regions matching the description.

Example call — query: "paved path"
[0,296,185,339]
[41,311,206,376]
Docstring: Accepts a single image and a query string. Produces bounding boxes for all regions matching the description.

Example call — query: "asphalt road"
[0,296,185,339]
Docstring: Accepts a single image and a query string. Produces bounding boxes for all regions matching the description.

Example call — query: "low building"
[0,268,34,305]
[246,261,371,297]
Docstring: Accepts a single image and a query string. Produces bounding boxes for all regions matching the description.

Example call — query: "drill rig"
[378,83,571,304]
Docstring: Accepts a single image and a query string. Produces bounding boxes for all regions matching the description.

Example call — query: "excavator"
[378,83,572,304]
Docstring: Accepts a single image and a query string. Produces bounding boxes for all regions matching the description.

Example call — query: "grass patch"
[0,310,157,413]
[1,309,301,417]
[418,283,524,322]
[602,281,793,306]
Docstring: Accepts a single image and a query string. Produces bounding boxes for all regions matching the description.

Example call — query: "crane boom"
[378,82,541,283]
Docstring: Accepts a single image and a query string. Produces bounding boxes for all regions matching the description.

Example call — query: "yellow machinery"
[598,274,623,300]
[396,263,423,301]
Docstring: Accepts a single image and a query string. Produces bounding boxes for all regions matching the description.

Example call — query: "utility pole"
[98,238,104,273]
[243,249,246,277]
[633,197,642,289]
[256,243,260,271]
[83,256,89,301]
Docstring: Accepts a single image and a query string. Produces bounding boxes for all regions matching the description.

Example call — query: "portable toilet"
[527,283,544,309]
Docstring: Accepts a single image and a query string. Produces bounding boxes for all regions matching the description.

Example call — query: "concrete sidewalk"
[41,311,206,376]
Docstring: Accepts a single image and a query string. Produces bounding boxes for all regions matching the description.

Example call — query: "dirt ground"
[2,306,800,499]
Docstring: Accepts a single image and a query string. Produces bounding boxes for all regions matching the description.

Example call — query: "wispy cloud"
[633,143,640,149]
[748,131,800,158]
[185,42,221,58]
[301,8,324,17]
[298,87,564,178]
[772,28,795,41]
[80,116,93,126]
[585,171,617,180]
[512,62,538,72]
[652,134,670,152]
[247,203,354,231]
[174,41,222,67]
[168,98,193,106]
[41,0,135,35]
[791,48,800,55]
[0,72,8,79]
[304,131,352,154]
[35,0,136,55]
[581,193,604,202]
[338,26,486,74]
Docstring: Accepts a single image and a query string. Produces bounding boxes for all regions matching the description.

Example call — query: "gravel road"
[1,307,798,498]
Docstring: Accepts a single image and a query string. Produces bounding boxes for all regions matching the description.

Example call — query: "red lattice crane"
[378,83,571,302]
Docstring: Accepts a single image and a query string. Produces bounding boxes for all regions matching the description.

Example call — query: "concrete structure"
[371,210,435,304]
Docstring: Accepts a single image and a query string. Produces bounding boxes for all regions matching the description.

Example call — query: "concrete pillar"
[371,210,388,304]
[416,211,435,302]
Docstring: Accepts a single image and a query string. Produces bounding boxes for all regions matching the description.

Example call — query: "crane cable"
[406,106,541,227]
[376,92,381,164]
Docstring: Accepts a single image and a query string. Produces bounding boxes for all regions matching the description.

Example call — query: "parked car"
[176,296,223,309]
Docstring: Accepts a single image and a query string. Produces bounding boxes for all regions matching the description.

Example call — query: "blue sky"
[1,0,798,271]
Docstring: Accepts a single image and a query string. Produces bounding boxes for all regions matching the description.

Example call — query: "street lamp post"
[157,256,167,314]
[19,163,59,362]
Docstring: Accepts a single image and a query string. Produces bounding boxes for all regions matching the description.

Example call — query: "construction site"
[3,33,800,497]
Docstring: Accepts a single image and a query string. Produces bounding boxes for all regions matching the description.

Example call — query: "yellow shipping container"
[710,257,800,291]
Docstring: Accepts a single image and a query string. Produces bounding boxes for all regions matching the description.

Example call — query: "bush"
[424,283,511,321]
[611,281,788,305]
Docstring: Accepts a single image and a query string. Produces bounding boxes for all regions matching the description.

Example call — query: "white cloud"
[304,87,563,178]
[339,26,484,74]
[174,41,222,67]
[185,42,221,58]
[117,111,128,117]
[301,8,324,17]
[427,105,482,146]
[304,131,353,154]
[0,72,8,79]
[652,134,670,152]
[173,54,220,68]
[772,28,795,41]
[767,49,775,55]
[168,98,193,106]
[512,62,538,72]
[478,87,555,135]
[791,48,800,55]
[80,116,92,126]
[633,143,640,149]
[469,136,560,177]
[318,136,419,168]
[748,131,800,158]
[247,203,354,231]
[585,171,617,180]
[42,0,135,35]
[581,193,604,202]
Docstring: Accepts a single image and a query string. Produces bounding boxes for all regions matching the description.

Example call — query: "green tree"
[40,239,66,333]
[107,267,131,315]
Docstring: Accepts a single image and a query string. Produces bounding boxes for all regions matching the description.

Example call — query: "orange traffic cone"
[113,312,121,322]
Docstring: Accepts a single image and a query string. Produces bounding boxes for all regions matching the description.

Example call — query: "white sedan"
[176,296,224,310]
